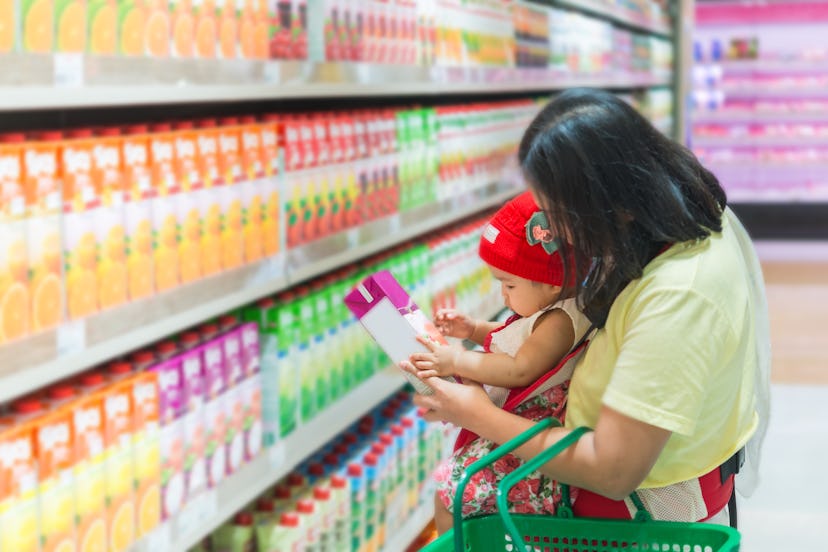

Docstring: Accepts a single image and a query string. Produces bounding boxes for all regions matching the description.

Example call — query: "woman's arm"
[407,371,671,500]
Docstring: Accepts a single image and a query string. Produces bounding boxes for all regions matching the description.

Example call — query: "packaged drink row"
[187,389,456,552]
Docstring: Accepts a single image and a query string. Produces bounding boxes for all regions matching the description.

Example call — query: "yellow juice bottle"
[87,0,116,53]
[93,127,129,311]
[24,130,64,333]
[130,371,161,538]
[71,381,107,552]
[195,119,223,276]
[102,376,137,552]
[62,128,100,321]
[122,124,155,301]
[172,120,203,284]
[0,133,30,344]
[148,122,180,292]
[0,420,40,552]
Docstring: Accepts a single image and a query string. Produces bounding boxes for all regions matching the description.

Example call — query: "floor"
[738,242,828,550]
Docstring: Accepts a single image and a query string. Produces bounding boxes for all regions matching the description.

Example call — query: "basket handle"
[452,417,561,552]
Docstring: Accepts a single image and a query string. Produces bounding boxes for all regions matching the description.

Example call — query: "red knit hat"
[478,191,567,286]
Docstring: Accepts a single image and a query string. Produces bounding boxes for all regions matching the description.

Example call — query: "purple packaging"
[150,358,185,425]
[201,336,226,400]
[200,338,227,488]
[221,329,246,475]
[180,349,207,500]
[240,322,261,378]
[148,358,186,520]
[222,328,244,387]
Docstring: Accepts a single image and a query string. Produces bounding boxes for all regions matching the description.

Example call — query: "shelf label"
[268,442,287,468]
[345,228,360,248]
[56,320,86,356]
[251,255,285,286]
[264,62,281,83]
[54,53,84,87]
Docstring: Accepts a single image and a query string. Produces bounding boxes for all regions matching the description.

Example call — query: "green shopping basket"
[422,418,741,552]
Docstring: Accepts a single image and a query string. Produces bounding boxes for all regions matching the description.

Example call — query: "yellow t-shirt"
[566,211,759,488]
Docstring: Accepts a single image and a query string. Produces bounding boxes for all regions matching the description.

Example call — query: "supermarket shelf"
[0,55,672,110]
[381,501,436,552]
[551,0,672,36]
[0,183,518,405]
[131,366,409,552]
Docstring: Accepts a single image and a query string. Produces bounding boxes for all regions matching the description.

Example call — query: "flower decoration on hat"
[525,211,559,255]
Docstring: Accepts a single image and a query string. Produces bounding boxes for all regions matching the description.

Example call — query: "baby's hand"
[434,309,476,339]
[409,335,462,379]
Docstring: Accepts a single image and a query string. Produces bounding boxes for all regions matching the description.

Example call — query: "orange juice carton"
[34,404,78,552]
[193,0,217,58]
[62,128,100,320]
[129,371,161,537]
[0,0,15,52]
[144,0,170,57]
[149,122,181,292]
[117,0,147,56]
[94,126,129,311]
[0,421,40,552]
[259,115,280,257]
[216,0,237,59]
[239,117,264,264]
[122,124,155,301]
[88,0,117,54]
[200,333,227,488]
[220,328,245,475]
[180,348,208,500]
[24,130,64,333]
[239,322,262,462]
[21,0,54,52]
[0,133,30,344]
[169,0,194,57]
[148,357,187,519]
[55,0,86,51]
[195,119,223,276]
[253,0,267,58]
[71,389,108,552]
[173,120,204,284]
[101,378,136,552]
[235,0,256,59]
[217,118,244,270]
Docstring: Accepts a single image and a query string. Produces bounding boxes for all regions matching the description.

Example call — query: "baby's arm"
[411,309,575,388]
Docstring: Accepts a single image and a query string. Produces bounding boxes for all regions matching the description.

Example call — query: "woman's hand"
[400,360,495,432]
[434,309,477,339]
[409,335,462,378]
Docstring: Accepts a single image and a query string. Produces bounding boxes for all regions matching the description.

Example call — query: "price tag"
[345,228,360,248]
[264,62,281,83]
[251,256,284,286]
[53,53,84,87]
[387,215,401,234]
[57,320,86,356]
[268,442,287,468]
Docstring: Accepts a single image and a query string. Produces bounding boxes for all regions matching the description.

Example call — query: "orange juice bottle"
[122,124,155,301]
[87,0,116,53]
[117,0,146,56]
[71,381,108,552]
[144,0,170,56]
[194,0,216,57]
[24,130,64,333]
[169,0,193,57]
[216,0,237,59]
[94,126,129,310]
[35,398,78,552]
[62,128,100,320]
[0,419,40,552]
[0,133,30,344]
[239,116,264,264]
[102,377,136,552]
[260,115,280,257]
[21,0,54,52]
[217,117,244,270]
[55,0,86,51]
[129,371,161,538]
[195,118,223,276]
[148,122,180,292]
[172,120,203,284]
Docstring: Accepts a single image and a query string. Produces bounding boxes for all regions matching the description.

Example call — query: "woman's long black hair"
[519,88,727,327]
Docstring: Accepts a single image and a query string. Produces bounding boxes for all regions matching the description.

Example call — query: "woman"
[405,88,770,532]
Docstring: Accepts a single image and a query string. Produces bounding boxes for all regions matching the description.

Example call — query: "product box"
[0,134,29,343]
[180,348,208,500]
[200,337,227,487]
[173,121,204,284]
[35,406,77,552]
[217,119,244,270]
[221,328,246,475]
[149,123,180,291]
[195,119,224,276]
[344,270,452,395]
[72,392,107,552]
[101,379,137,552]
[0,422,39,552]
[122,126,155,301]
[129,371,161,537]
[149,358,186,520]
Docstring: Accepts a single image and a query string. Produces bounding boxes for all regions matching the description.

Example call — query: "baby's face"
[488,266,561,317]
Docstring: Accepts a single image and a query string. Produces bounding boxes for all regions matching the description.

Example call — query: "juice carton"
[21,0,53,52]
[172,120,204,284]
[253,0,267,58]
[195,119,224,276]
[239,117,265,264]
[149,357,186,520]
[0,133,30,343]
[0,0,15,52]
[0,422,40,552]
[122,124,155,301]
[169,0,194,57]
[72,390,108,552]
[260,115,280,257]
[216,0,237,59]
[130,371,162,537]
[217,118,244,270]
[180,348,207,500]
[116,0,145,55]
[243,299,280,446]
[200,333,227,487]
[237,0,255,58]
[221,328,245,474]
[239,322,261,461]
[34,405,78,552]
[24,131,64,332]
[269,0,291,59]
[55,0,86,51]
[62,128,100,320]
[94,127,129,310]
[193,0,217,58]
[101,379,137,552]
[149,123,180,292]
[144,0,170,57]
[87,0,117,54]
